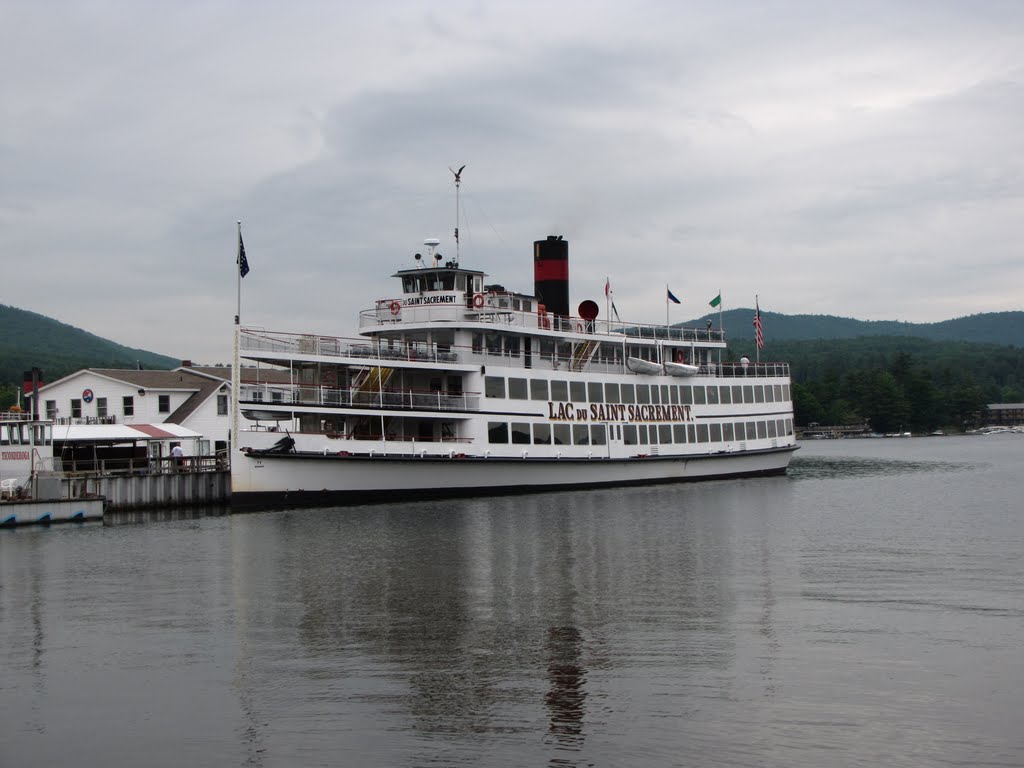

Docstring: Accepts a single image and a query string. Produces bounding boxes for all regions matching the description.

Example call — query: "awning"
[51,423,204,444]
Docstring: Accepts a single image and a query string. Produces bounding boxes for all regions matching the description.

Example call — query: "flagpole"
[665,284,669,328]
[605,276,610,330]
[232,220,242,459]
[755,294,760,364]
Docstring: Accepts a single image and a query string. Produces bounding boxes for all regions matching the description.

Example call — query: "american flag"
[753,298,764,349]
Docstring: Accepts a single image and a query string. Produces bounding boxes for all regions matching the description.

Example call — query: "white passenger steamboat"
[231,232,797,509]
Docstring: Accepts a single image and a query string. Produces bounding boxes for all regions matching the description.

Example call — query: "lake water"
[2,435,1022,767]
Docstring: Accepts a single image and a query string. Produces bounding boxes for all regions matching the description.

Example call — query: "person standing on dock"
[170,443,184,471]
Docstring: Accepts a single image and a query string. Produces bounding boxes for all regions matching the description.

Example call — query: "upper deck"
[359,291,728,346]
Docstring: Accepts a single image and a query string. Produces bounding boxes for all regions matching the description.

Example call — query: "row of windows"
[0,424,52,446]
[485,376,790,406]
[43,394,231,419]
[488,418,794,446]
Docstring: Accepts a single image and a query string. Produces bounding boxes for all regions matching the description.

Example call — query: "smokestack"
[534,236,569,318]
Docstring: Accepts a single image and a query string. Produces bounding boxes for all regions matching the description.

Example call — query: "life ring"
[675,350,686,363]
[472,293,484,309]
[389,301,401,315]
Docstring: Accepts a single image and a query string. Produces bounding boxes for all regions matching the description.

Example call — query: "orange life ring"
[675,350,685,363]
[389,301,401,315]
[472,293,484,309]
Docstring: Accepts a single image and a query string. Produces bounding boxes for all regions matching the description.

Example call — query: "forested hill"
[0,304,178,386]
[688,309,1024,348]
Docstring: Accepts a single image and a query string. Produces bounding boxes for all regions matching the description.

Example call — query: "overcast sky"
[3,1,1022,363]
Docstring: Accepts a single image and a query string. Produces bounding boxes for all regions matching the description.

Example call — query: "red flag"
[605,277,611,298]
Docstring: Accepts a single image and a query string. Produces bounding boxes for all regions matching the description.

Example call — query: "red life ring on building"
[472,293,485,309]
[389,301,401,315]
[675,350,686,363]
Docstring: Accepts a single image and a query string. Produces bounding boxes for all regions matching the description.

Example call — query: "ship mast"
[450,164,465,264]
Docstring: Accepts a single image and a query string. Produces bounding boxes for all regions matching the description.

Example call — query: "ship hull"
[230,445,797,510]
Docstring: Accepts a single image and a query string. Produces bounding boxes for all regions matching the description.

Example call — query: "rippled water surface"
[3,435,1023,767]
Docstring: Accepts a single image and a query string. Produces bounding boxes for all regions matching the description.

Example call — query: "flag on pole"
[238,232,250,278]
[709,292,721,308]
[667,287,681,304]
[605,277,611,298]
[753,298,764,349]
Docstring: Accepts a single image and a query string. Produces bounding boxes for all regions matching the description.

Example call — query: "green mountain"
[0,304,179,387]
[688,309,1024,348]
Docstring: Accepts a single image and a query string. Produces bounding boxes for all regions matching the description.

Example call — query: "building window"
[97,397,107,418]
[45,400,57,419]
[217,394,228,415]
[123,396,134,417]
[71,399,82,418]
[159,395,170,413]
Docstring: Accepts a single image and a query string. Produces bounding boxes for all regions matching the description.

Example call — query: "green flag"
[709,292,721,308]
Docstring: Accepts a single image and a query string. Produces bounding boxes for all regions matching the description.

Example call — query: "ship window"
[733,385,743,404]
[782,384,791,401]
[649,386,659,405]
[553,424,570,446]
[757,421,768,439]
[745,421,756,439]
[485,377,505,398]
[648,425,658,445]
[679,386,692,405]
[123,396,134,416]
[456,275,466,291]
[707,386,719,405]
[530,379,549,401]
[511,423,531,444]
[692,387,706,405]
[488,422,509,443]
[720,386,732,405]
[767,420,778,438]
[636,425,647,444]
[252,391,263,402]
[743,385,754,403]
[472,333,484,352]
[668,386,678,405]
[673,424,686,443]
[636,386,650,404]
[764,385,775,403]
[540,339,555,362]
[661,385,670,403]
[658,425,672,444]
[508,378,528,399]
[785,418,794,436]
[533,423,552,444]
[696,424,709,443]
[570,381,586,402]
[623,424,638,445]
[486,333,501,354]
[590,424,607,445]
[45,400,57,419]
[572,424,589,445]
[71,399,82,418]
[506,336,520,357]
[709,423,722,442]
[605,383,620,403]
[723,423,734,441]
[754,386,765,403]
[621,384,635,404]
[1,426,9,445]
[687,424,696,443]
[775,384,784,402]
[551,380,568,401]
[587,382,603,403]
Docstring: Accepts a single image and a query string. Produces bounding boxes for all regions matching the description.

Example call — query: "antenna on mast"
[449,164,465,264]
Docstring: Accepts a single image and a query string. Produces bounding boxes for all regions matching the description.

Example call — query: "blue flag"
[667,287,681,304]
[238,232,250,278]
